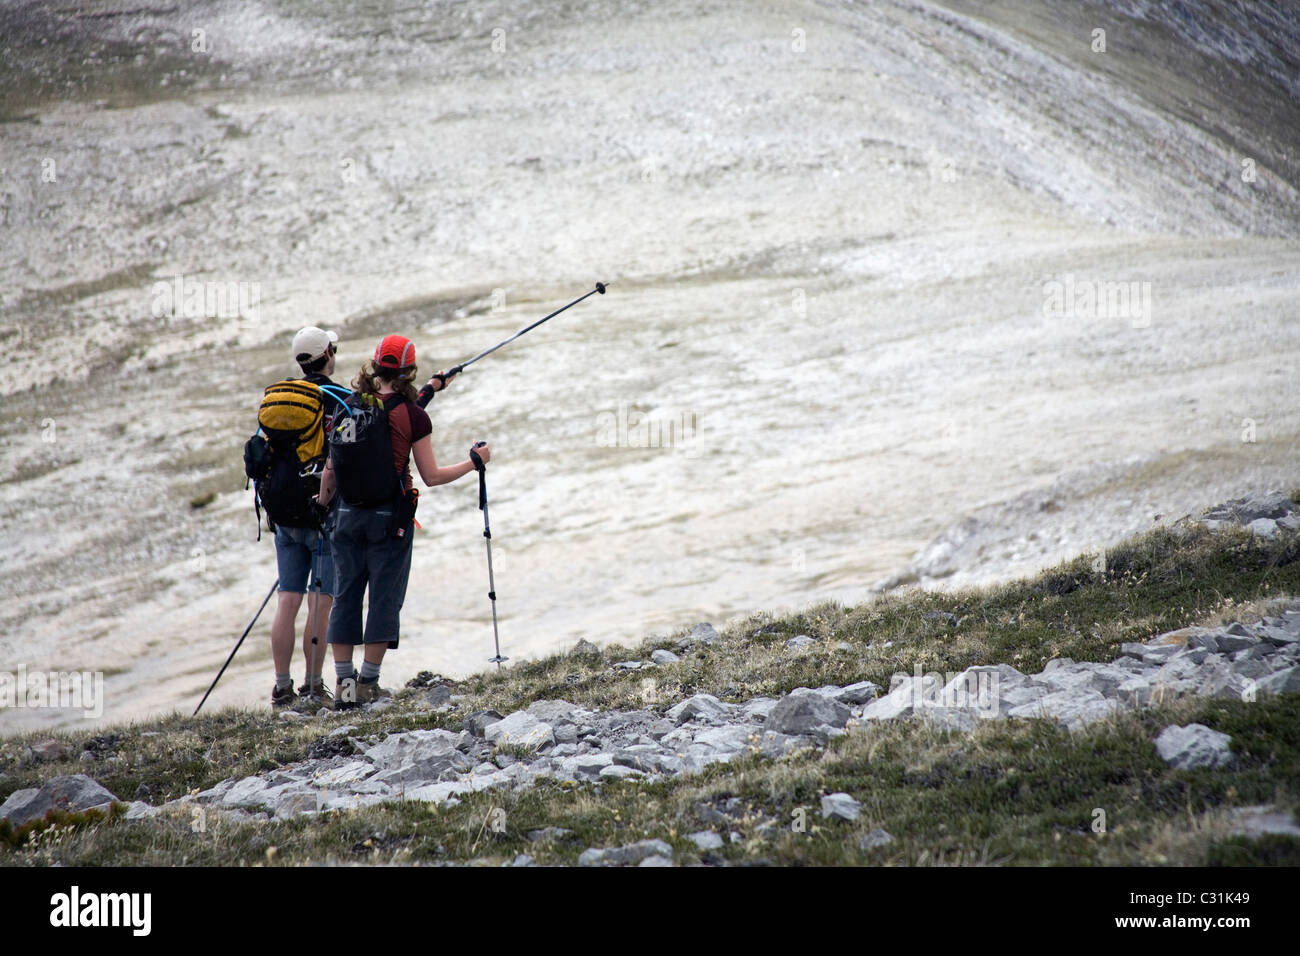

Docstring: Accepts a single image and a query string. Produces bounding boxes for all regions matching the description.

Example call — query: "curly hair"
[353,361,419,403]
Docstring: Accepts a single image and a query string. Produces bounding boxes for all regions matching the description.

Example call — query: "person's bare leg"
[270,592,304,677]
[302,593,333,684]
[362,642,387,667]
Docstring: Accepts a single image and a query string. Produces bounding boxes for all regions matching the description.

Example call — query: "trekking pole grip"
[470,442,487,510]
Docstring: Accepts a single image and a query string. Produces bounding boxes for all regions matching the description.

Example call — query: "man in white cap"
[267,326,343,709]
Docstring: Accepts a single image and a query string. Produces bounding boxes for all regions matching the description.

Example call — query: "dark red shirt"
[383,393,431,492]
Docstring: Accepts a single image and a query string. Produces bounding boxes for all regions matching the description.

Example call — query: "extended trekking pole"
[194,578,279,715]
[433,282,610,385]
[309,534,323,696]
[469,442,507,668]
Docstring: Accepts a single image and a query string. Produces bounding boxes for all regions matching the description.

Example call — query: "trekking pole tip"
[595,281,610,294]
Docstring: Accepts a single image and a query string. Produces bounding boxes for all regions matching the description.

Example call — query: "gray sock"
[275,673,293,691]
[360,660,381,682]
[335,661,356,681]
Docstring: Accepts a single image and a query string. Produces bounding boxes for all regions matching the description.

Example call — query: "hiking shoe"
[356,676,392,704]
[335,672,359,711]
[298,679,333,709]
[271,683,298,709]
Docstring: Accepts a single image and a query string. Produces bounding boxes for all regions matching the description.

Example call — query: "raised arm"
[411,434,488,487]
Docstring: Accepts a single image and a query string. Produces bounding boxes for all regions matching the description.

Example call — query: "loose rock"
[859,828,894,850]
[820,792,861,822]
[766,688,851,735]
[578,838,673,866]
[0,774,119,827]
[1154,723,1234,770]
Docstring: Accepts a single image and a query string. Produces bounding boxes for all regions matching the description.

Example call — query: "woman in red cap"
[315,334,489,707]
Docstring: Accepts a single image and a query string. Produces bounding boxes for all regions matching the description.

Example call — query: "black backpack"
[328,391,404,508]
[244,379,349,535]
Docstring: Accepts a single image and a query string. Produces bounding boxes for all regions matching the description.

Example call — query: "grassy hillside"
[3,516,1300,866]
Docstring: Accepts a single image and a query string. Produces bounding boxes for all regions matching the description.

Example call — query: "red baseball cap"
[374,334,416,369]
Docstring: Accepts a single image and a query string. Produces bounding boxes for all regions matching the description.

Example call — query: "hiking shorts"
[274,524,335,597]
[326,502,414,648]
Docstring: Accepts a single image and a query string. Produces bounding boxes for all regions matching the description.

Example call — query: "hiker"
[261,326,347,710]
[316,334,487,708]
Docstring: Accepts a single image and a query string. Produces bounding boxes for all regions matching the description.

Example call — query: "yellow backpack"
[258,380,325,465]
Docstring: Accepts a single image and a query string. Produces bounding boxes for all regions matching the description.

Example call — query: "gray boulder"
[689,622,721,644]
[645,718,677,739]
[1203,491,1292,523]
[765,688,851,735]
[1154,723,1233,769]
[1008,688,1120,732]
[1216,631,1260,655]
[274,790,323,817]
[833,681,882,705]
[613,745,662,771]
[123,801,156,820]
[599,765,646,780]
[193,778,236,804]
[692,724,756,754]
[820,792,861,822]
[786,635,816,650]
[1258,625,1299,647]
[464,710,504,737]
[757,731,812,758]
[666,693,732,725]
[567,752,614,776]
[553,723,579,744]
[859,828,894,850]
[1256,666,1300,696]
[526,699,580,723]
[424,684,452,710]
[0,789,39,825]
[687,830,725,850]
[740,698,779,721]
[1116,676,1196,707]
[1033,662,1131,699]
[861,675,932,721]
[372,752,473,786]
[650,649,680,665]
[311,760,377,788]
[0,774,119,827]
[1196,665,1255,702]
[484,712,555,751]
[676,622,720,650]
[30,740,67,762]
[221,776,282,810]
[1248,518,1279,537]
[570,639,602,659]
[578,838,673,866]
[360,729,461,768]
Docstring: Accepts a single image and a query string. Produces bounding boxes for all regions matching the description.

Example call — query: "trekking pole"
[433,282,610,386]
[309,534,323,694]
[194,578,279,715]
[469,442,507,668]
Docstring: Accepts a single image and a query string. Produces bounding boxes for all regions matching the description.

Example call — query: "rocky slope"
[4,491,1299,864]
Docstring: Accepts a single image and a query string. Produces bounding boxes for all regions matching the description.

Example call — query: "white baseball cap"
[292,327,338,364]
